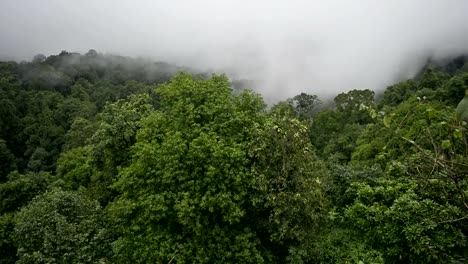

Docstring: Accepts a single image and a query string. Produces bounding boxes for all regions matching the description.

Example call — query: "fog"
[1,0,468,101]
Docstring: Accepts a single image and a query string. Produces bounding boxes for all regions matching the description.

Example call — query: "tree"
[56,146,93,190]
[15,189,111,264]
[249,111,329,262]
[309,109,342,157]
[346,179,466,263]
[0,171,52,214]
[88,93,153,204]
[109,73,268,263]
[0,213,16,264]
[434,73,468,106]
[345,97,468,262]
[19,91,67,172]
[417,67,449,90]
[287,92,321,120]
[456,89,468,121]
[85,49,98,57]
[333,89,375,126]
[0,171,53,264]
[0,139,16,182]
[62,117,97,151]
[378,80,418,108]
[32,54,46,64]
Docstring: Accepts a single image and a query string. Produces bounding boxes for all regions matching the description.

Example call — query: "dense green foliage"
[0,51,467,263]
[15,189,111,263]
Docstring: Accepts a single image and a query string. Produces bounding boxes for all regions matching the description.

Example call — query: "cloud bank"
[1,0,468,101]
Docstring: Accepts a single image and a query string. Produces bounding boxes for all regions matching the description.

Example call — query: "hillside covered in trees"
[0,51,468,263]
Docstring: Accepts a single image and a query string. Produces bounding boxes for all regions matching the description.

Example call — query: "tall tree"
[109,73,269,263]
[287,92,322,120]
[249,110,329,262]
[15,189,111,264]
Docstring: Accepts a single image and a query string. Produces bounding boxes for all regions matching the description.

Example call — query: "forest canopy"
[0,50,468,263]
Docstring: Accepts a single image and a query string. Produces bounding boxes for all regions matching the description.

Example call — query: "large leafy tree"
[345,98,468,262]
[346,179,466,263]
[0,171,53,264]
[19,91,67,172]
[378,80,418,108]
[88,93,154,204]
[249,111,329,263]
[310,89,375,162]
[15,189,111,264]
[286,92,322,120]
[109,73,268,263]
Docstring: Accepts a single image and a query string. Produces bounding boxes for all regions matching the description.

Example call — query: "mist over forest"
[1,1,468,263]
[2,0,468,100]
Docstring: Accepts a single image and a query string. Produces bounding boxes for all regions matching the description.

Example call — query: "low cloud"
[1,0,468,101]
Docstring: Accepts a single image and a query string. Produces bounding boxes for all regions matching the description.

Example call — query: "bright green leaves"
[383,113,394,128]
[56,146,93,190]
[109,73,329,263]
[441,139,452,149]
[249,114,329,262]
[156,73,232,127]
[110,73,267,263]
[353,100,453,166]
[379,80,418,107]
[88,93,154,204]
[15,189,111,264]
[346,179,466,263]
[309,89,377,162]
[453,128,463,139]
[343,90,468,263]
[335,89,375,113]
[456,91,468,121]
[0,171,54,263]
[62,117,97,151]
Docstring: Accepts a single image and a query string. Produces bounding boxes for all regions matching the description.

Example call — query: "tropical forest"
[0,50,468,264]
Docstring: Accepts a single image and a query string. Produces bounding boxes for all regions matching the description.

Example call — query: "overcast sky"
[1,0,468,100]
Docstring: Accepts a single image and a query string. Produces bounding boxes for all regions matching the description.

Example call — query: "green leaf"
[426,108,434,119]
[441,140,452,149]
[383,115,393,128]
[453,129,463,139]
